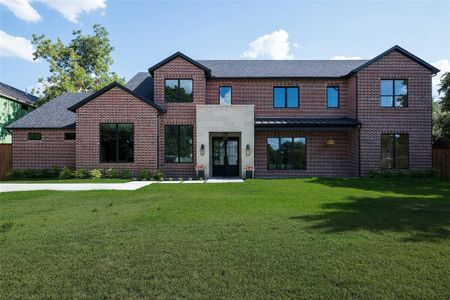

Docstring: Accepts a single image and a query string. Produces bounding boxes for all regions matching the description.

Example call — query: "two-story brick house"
[7,45,439,178]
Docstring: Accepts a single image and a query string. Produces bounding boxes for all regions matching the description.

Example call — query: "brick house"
[7,45,439,178]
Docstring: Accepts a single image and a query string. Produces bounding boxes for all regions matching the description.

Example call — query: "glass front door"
[212,137,239,177]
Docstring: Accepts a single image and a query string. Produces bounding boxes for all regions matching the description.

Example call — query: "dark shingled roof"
[7,92,92,129]
[197,60,369,78]
[255,117,361,128]
[125,72,154,101]
[0,82,38,106]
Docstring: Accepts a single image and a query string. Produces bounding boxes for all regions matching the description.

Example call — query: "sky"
[0,0,449,97]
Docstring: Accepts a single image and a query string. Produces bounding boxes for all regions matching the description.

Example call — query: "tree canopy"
[32,24,124,105]
[433,72,450,145]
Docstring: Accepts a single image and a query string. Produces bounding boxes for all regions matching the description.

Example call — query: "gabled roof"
[68,82,165,112]
[348,45,440,75]
[148,52,211,76]
[0,82,38,107]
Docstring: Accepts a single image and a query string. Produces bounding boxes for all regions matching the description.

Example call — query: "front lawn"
[0,178,449,298]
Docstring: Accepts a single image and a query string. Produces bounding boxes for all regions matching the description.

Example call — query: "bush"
[152,170,163,181]
[368,170,381,178]
[106,168,119,179]
[7,169,22,180]
[119,169,132,179]
[49,166,60,178]
[59,167,75,179]
[74,169,89,179]
[139,169,151,180]
[22,169,38,179]
[90,169,102,179]
[37,169,53,178]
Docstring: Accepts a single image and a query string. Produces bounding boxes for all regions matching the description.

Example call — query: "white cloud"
[242,29,295,60]
[0,30,35,61]
[39,0,106,23]
[330,55,363,60]
[432,59,450,98]
[0,0,41,22]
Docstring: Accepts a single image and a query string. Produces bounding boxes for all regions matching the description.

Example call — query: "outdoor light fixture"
[200,144,205,156]
[326,131,336,145]
[246,144,251,156]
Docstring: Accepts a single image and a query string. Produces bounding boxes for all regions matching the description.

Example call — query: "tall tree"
[439,72,450,112]
[32,24,124,105]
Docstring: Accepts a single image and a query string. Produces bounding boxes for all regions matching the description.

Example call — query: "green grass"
[2,178,129,183]
[0,178,449,299]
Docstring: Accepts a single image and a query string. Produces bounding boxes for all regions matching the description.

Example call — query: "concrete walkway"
[0,181,155,193]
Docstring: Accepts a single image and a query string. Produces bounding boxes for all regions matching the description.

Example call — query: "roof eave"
[147,51,211,77]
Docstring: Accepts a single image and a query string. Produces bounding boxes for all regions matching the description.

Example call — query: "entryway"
[212,137,239,177]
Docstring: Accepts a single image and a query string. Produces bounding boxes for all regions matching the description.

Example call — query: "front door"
[212,137,239,177]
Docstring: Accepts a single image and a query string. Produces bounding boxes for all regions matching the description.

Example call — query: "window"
[267,137,306,170]
[380,80,408,107]
[165,79,193,102]
[64,132,76,140]
[381,134,409,169]
[327,86,339,108]
[28,132,41,140]
[219,86,232,105]
[165,125,193,163]
[274,87,299,108]
[100,123,134,163]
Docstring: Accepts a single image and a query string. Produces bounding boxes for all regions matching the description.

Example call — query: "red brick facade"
[10,48,434,178]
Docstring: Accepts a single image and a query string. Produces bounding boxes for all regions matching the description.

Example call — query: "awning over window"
[255,117,361,130]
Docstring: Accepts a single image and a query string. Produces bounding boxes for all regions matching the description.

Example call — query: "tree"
[432,101,450,145]
[31,24,124,105]
[439,72,450,112]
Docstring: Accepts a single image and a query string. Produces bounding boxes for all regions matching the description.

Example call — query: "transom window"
[165,125,193,163]
[267,137,306,170]
[273,87,299,108]
[381,134,409,169]
[100,123,134,163]
[380,80,408,107]
[64,132,76,140]
[165,79,193,102]
[219,86,232,105]
[28,132,41,140]
[327,86,339,108]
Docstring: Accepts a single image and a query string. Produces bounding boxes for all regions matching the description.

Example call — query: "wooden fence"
[0,144,12,180]
[432,146,450,178]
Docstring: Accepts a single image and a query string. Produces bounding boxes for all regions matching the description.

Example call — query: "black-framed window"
[380,80,408,107]
[28,132,41,140]
[219,86,232,105]
[327,86,339,108]
[100,123,134,163]
[165,125,193,163]
[274,87,299,108]
[165,79,193,102]
[64,132,76,140]
[381,134,409,169]
[267,137,306,170]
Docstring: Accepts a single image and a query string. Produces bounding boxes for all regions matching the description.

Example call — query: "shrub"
[139,169,151,180]
[119,169,132,179]
[90,169,102,179]
[368,170,381,178]
[49,166,60,178]
[22,169,38,179]
[59,167,75,179]
[37,169,53,178]
[7,169,22,180]
[106,168,119,179]
[74,169,89,179]
[152,170,163,181]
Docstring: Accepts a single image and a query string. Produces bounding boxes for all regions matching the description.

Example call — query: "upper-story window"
[327,86,339,108]
[165,79,193,102]
[380,80,408,107]
[274,87,299,108]
[28,132,41,140]
[219,86,232,105]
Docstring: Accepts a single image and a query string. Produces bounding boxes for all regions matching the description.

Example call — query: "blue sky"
[1,0,449,95]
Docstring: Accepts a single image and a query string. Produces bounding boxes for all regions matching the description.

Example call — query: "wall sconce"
[246,144,251,156]
[326,131,335,145]
[200,144,205,156]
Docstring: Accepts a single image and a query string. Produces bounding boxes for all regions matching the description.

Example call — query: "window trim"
[99,123,134,164]
[266,136,307,170]
[380,79,408,108]
[27,132,42,141]
[164,125,194,164]
[273,86,300,109]
[164,79,194,103]
[64,132,76,141]
[380,133,409,169]
[326,86,340,108]
[218,86,232,105]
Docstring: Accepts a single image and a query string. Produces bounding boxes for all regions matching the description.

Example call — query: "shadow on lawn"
[291,195,450,242]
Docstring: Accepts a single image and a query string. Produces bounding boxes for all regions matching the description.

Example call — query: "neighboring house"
[0,82,37,144]
[7,45,439,178]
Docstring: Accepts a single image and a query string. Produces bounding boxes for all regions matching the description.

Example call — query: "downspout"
[356,75,361,178]
[156,112,160,170]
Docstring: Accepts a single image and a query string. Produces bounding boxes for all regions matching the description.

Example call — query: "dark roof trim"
[148,52,211,76]
[348,45,440,76]
[68,82,166,112]
[255,117,361,128]
[0,92,37,107]
[210,76,349,80]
